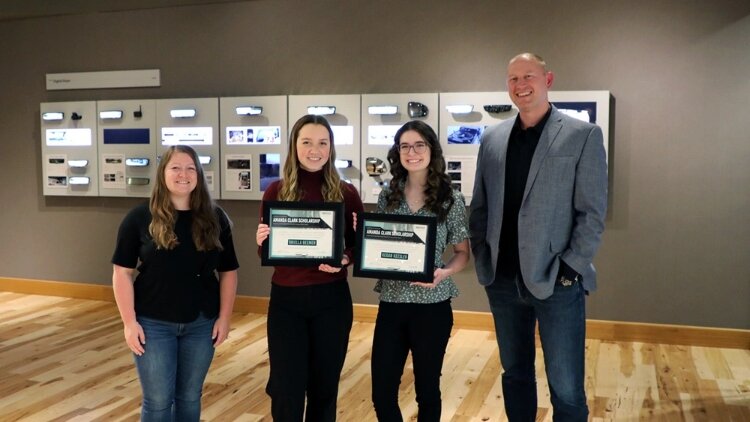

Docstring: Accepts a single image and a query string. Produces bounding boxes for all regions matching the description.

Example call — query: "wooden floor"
[0,292,748,421]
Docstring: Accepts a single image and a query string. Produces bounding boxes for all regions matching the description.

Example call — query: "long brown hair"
[278,114,344,202]
[149,145,223,251]
[385,120,454,221]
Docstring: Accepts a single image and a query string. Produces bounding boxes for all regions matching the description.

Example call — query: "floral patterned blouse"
[374,186,470,303]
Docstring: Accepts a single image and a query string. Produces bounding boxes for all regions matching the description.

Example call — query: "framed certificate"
[261,201,344,267]
[353,212,437,282]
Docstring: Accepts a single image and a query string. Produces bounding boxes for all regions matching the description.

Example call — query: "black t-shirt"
[112,202,240,323]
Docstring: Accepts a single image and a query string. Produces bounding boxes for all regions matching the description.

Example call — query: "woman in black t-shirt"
[112,145,239,421]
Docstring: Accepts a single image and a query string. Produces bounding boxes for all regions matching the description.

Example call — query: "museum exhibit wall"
[0,0,748,329]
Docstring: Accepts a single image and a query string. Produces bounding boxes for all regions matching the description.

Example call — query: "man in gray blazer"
[469,53,607,421]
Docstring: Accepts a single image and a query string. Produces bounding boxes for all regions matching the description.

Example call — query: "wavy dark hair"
[385,120,454,221]
[278,114,344,202]
[149,145,223,251]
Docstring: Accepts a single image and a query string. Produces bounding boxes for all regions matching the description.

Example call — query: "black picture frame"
[353,212,437,282]
[261,201,344,267]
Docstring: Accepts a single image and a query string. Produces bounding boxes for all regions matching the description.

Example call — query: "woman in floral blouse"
[370,120,470,421]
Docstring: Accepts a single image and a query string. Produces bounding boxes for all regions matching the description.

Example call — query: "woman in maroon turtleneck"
[256,114,364,421]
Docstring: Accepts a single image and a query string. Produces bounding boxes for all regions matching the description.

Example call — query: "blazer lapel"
[522,109,563,204]
[486,122,513,214]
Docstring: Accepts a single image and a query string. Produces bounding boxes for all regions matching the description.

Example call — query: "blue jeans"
[134,313,216,422]
[485,276,588,422]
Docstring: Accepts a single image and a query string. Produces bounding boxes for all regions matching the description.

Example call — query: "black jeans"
[266,280,353,422]
[371,300,453,422]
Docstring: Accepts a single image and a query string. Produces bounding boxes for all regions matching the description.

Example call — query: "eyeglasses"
[399,142,428,154]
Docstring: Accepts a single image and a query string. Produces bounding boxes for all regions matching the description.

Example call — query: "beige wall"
[0,0,748,329]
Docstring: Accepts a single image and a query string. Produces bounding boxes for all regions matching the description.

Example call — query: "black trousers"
[266,280,353,422]
[371,300,453,422]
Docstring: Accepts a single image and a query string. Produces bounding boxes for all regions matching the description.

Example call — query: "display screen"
[552,101,597,123]
[103,128,150,145]
[367,125,401,145]
[48,176,67,187]
[161,127,213,145]
[125,158,150,167]
[260,153,281,191]
[447,125,484,145]
[46,128,92,146]
[226,126,281,145]
[331,125,354,145]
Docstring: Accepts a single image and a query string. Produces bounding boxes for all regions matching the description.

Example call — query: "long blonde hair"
[149,145,223,251]
[278,115,344,202]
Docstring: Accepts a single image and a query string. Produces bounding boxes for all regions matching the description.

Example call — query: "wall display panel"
[97,100,157,197]
[156,98,220,196]
[439,92,513,205]
[219,96,287,200]
[288,94,362,197]
[40,101,98,196]
[360,93,438,204]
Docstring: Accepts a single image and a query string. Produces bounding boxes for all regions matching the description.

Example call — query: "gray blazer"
[469,106,608,299]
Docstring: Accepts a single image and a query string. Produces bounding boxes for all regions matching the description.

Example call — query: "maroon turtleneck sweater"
[259,168,364,287]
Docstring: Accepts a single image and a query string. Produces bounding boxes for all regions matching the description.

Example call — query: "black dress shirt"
[496,106,552,282]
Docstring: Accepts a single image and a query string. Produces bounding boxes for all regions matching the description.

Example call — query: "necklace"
[407,196,424,210]
[405,181,426,211]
